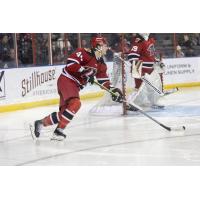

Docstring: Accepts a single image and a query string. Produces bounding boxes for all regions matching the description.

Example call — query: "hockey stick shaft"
[94,80,174,131]
[141,76,163,95]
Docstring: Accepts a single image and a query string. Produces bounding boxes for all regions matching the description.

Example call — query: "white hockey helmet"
[138,33,150,41]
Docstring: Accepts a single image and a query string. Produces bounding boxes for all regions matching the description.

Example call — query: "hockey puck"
[182,126,186,130]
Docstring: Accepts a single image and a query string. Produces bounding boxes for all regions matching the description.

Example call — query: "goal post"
[121,33,128,115]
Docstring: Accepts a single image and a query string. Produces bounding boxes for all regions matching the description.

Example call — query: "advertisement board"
[0,57,200,111]
[163,57,200,85]
[0,66,61,106]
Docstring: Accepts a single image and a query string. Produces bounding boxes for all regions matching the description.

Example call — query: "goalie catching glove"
[110,87,123,103]
[81,67,97,84]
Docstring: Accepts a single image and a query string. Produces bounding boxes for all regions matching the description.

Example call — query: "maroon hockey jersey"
[62,48,111,88]
[128,37,156,68]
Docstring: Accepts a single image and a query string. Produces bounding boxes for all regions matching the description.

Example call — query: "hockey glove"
[159,61,165,69]
[81,67,97,84]
[110,87,123,103]
[154,61,165,73]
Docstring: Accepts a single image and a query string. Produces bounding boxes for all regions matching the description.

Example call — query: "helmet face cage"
[91,37,108,59]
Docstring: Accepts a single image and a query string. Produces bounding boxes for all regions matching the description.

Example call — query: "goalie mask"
[91,37,108,60]
[138,33,150,41]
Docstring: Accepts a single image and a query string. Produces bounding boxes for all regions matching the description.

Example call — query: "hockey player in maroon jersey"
[128,33,160,88]
[33,36,123,140]
[127,33,165,110]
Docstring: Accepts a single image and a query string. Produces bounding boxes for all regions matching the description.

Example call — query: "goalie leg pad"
[134,67,154,89]
[130,70,163,108]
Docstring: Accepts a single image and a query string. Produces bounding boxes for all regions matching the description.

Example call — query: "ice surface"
[0,87,200,166]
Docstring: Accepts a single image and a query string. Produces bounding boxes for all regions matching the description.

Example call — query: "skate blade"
[50,135,66,141]
[29,124,36,140]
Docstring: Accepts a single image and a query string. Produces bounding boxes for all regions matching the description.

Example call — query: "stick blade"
[170,126,186,131]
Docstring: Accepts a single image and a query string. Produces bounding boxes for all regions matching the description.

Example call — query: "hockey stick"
[164,87,179,96]
[140,75,163,95]
[94,80,185,132]
[141,75,179,96]
[141,76,179,96]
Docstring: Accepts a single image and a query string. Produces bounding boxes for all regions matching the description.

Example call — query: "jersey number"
[131,46,138,52]
[76,52,83,61]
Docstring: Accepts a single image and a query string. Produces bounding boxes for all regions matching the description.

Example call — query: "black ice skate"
[51,128,66,141]
[34,120,43,138]
[126,104,139,112]
[151,104,165,110]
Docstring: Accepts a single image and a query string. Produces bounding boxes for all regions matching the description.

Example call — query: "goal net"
[89,53,134,115]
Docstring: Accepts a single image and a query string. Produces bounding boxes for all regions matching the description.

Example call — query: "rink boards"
[0,57,200,112]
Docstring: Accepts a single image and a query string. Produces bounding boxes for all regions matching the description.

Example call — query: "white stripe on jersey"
[67,58,80,64]
[143,61,154,64]
[128,52,140,57]
[57,113,60,122]
[66,62,75,67]
[142,66,154,69]
[96,78,110,81]
[61,114,71,122]
[65,109,75,116]
[62,68,82,86]
[50,114,54,125]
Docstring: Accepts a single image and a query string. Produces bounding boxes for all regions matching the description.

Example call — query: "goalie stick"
[141,72,179,96]
[116,54,178,97]
[164,87,179,96]
[94,80,185,132]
